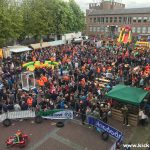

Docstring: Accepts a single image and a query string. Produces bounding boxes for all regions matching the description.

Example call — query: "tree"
[68,0,85,32]
[0,0,23,46]
[0,0,85,47]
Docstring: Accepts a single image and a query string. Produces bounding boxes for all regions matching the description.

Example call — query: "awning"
[8,46,32,53]
[106,84,149,105]
[48,40,65,46]
[30,42,50,50]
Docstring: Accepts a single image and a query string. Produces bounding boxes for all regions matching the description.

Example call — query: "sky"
[74,0,150,11]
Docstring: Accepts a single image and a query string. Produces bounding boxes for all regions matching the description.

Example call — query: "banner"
[87,116,123,140]
[87,116,123,150]
[37,109,73,120]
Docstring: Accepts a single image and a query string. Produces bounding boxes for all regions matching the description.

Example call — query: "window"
[119,17,122,23]
[93,27,97,32]
[97,18,100,23]
[132,27,136,33]
[123,17,127,23]
[128,17,132,24]
[94,18,97,23]
[105,27,108,32]
[101,17,104,23]
[137,27,141,33]
[142,27,146,33]
[118,27,120,32]
[90,18,93,22]
[114,17,117,23]
[101,27,104,32]
[133,17,137,23]
[110,17,113,23]
[143,17,148,23]
[148,27,150,33]
[97,27,101,32]
[89,27,93,32]
[138,17,142,23]
[106,17,109,23]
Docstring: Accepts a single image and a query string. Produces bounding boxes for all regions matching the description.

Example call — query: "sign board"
[37,109,73,120]
[87,116,123,140]
[87,116,123,150]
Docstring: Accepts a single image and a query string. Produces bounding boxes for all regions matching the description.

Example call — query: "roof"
[106,84,149,105]
[87,7,150,16]
[30,42,50,50]
[8,46,32,53]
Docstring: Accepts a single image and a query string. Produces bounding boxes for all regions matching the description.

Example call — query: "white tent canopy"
[30,42,50,49]
[8,45,32,53]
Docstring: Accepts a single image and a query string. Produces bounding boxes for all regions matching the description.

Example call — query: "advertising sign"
[37,109,73,120]
[87,116,123,140]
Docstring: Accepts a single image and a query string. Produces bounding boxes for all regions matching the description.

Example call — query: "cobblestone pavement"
[0,119,114,150]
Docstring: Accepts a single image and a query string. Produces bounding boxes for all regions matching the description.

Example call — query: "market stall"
[30,42,50,50]
[106,84,149,126]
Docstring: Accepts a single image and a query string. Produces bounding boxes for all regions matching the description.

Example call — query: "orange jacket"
[37,79,45,86]
[27,98,33,106]
[41,76,48,83]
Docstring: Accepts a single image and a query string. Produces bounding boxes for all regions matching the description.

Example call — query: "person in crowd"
[0,37,149,128]
[139,108,148,126]
[121,105,130,126]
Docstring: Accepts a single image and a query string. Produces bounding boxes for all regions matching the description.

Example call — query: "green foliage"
[0,0,23,47]
[0,0,85,47]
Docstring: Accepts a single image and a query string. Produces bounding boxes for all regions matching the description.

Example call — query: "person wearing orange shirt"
[41,75,48,83]
[27,96,33,108]
[81,78,86,88]
[97,67,101,77]
[37,78,45,87]
[63,75,70,82]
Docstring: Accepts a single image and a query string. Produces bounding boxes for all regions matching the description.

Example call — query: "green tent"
[106,85,149,105]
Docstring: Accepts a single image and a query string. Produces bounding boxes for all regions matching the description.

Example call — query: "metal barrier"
[0,110,35,123]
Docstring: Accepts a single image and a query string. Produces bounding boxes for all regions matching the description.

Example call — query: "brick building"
[86,0,150,37]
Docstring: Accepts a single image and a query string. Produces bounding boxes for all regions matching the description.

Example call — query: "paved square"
[0,119,114,150]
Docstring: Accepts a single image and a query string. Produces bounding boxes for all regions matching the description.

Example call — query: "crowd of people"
[0,38,149,126]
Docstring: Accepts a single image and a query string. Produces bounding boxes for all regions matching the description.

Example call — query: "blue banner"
[87,116,123,140]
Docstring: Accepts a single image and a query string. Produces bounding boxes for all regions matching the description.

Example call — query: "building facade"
[86,0,150,37]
